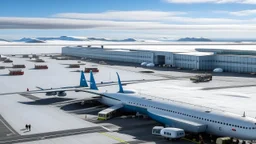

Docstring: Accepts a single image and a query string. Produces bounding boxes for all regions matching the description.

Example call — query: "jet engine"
[57,91,67,97]
[46,91,57,96]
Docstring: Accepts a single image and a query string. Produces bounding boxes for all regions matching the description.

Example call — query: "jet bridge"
[98,104,123,120]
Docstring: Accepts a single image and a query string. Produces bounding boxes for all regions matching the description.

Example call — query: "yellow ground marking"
[100,132,129,144]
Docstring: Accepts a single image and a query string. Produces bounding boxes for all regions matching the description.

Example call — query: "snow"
[0,41,256,58]
[0,94,97,135]
[0,55,161,137]
[0,44,255,140]
[124,77,256,117]
[0,46,61,54]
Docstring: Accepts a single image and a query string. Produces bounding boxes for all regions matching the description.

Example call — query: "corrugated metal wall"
[62,47,256,73]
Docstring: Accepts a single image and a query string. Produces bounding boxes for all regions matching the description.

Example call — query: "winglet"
[80,71,88,87]
[116,72,124,93]
[90,70,98,90]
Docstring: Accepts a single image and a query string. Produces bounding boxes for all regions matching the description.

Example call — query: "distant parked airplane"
[0,71,165,97]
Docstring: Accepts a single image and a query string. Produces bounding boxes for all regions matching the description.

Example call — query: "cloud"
[1,10,256,39]
[0,17,256,31]
[165,0,256,4]
[229,9,256,16]
[1,16,256,39]
[54,11,256,24]
[214,9,256,16]
[53,10,187,21]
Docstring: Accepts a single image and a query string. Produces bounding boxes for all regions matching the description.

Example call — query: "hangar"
[62,46,256,73]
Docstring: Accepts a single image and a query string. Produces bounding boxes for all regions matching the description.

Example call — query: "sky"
[1,0,256,40]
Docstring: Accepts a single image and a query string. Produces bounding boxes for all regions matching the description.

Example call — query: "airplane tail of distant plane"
[116,72,124,93]
[89,70,98,90]
[80,71,88,87]
[36,86,44,90]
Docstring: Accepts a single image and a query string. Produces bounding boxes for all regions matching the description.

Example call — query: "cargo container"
[13,64,26,68]
[9,70,24,75]
[69,64,80,68]
[84,67,99,73]
[35,65,48,69]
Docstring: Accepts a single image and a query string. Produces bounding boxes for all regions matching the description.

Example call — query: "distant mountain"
[119,38,136,42]
[87,37,107,41]
[0,39,9,42]
[37,36,84,41]
[13,36,140,43]
[178,37,212,42]
[87,37,136,42]
[37,36,137,42]
[15,38,45,43]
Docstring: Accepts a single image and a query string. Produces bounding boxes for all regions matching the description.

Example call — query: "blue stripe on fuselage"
[123,104,148,114]
[123,104,172,126]
[147,111,173,126]
[102,96,171,126]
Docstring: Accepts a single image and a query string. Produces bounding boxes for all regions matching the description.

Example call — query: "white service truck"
[152,126,185,140]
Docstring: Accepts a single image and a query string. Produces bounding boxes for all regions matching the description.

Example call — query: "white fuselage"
[98,92,256,140]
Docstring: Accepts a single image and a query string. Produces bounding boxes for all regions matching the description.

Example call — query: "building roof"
[177,52,214,56]
[67,44,256,56]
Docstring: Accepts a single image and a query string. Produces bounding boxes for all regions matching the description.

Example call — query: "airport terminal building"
[62,46,256,73]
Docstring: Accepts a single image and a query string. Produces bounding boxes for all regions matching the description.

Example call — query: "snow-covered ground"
[0,45,61,54]
[0,57,160,93]
[0,94,97,135]
[0,46,255,142]
[0,56,162,136]
[124,79,256,117]
[1,42,256,56]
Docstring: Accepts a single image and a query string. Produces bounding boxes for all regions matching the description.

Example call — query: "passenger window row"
[164,132,171,135]
[128,101,256,130]
[177,132,184,136]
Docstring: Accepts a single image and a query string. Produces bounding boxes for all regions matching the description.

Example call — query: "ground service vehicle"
[190,74,212,83]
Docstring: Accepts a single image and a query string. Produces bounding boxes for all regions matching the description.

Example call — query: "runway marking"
[0,126,106,144]
[0,118,16,135]
[100,132,129,144]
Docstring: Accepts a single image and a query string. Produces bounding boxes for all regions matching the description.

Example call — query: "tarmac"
[0,53,255,143]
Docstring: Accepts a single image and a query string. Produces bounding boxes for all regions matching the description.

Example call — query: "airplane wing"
[0,87,81,96]
[0,68,168,96]
[98,78,168,87]
[147,109,207,133]
[0,78,168,96]
[51,96,102,106]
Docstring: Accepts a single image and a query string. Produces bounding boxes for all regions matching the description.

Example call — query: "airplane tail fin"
[36,86,44,90]
[90,70,98,90]
[116,72,124,93]
[80,71,88,87]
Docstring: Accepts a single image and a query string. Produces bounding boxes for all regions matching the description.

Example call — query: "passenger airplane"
[84,71,256,140]
[0,71,89,97]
